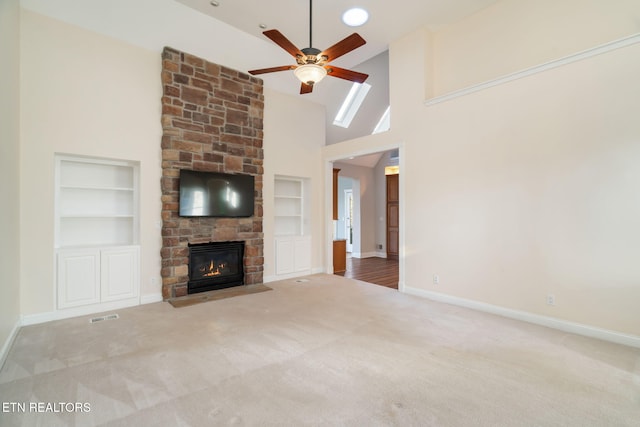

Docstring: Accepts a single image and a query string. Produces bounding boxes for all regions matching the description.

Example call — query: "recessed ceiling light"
[259,23,267,29]
[210,1,220,6]
[342,8,369,27]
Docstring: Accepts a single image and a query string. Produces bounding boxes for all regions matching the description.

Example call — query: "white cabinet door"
[275,236,311,276]
[101,247,139,302]
[294,237,311,272]
[275,238,295,275]
[57,249,101,309]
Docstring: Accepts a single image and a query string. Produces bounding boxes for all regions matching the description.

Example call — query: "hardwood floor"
[335,255,399,289]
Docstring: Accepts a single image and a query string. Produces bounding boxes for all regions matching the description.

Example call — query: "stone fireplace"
[160,47,264,299]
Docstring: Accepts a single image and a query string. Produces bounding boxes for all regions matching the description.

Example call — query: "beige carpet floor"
[1,274,639,426]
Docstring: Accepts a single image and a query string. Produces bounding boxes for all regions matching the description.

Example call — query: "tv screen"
[179,170,255,217]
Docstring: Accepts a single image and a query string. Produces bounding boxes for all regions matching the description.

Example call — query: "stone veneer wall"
[160,47,264,299]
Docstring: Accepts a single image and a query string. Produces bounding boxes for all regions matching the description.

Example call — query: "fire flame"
[199,260,227,277]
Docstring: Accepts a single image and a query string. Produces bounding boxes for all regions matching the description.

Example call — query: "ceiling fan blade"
[325,66,369,83]
[320,33,366,62]
[300,83,314,94]
[263,29,304,58]
[248,65,295,75]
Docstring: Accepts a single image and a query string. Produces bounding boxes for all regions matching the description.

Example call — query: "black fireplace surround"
[188,241,245,294]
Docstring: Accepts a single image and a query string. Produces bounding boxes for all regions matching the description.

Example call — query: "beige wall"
[20,11,163,315]
[262,89,326,278]
[433,0,640,96]
[408,42,640,335]
[0,0,22,357]
[326,0,640,337]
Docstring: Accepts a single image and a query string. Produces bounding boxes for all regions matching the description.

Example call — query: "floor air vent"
[89,314,119,323]
[294,279,310,283]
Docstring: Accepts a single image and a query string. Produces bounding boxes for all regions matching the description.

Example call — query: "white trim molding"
[0,320,21,371]
[404,286,640,349]
[140,293,163,304]
[352,251,379,259]
[264,267,324,284]
[425,33,640,106]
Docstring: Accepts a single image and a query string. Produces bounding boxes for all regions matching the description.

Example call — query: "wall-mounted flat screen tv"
[179,170,255,217]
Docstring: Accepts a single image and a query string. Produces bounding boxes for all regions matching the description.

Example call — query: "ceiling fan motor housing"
[299,47,327,65]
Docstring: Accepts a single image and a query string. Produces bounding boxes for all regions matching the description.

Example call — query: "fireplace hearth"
[188,241,245,294]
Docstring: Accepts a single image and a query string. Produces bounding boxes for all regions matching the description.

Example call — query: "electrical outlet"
[546,294,556,306]
[433,274,440,285]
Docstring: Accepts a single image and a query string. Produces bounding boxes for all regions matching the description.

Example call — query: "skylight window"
[372,106,390,134]
[333,82,371,128]
[342,8,369,27]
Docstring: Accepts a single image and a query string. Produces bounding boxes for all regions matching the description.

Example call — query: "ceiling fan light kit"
[294,64,327,86]
[248,0,369,94]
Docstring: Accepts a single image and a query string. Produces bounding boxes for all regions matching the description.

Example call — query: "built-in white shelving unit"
[274,177,304,236]
[57,159,138,248]
[274,176,312,277]
[55,155,140,311]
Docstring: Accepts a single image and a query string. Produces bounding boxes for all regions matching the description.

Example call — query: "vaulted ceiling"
[175,0,500,146]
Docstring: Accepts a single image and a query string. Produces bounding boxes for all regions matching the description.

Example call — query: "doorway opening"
[326,146,403,291]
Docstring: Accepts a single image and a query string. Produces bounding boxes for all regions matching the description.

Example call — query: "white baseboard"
[141,293,163,304]
[263,270,311,283]
[376,251,387,258]
[0,320,21,371]
[264,267,325,284]
[21,297,141,326]
[353,252,379,259]
[403,286,640,349]
[263,275,278,283]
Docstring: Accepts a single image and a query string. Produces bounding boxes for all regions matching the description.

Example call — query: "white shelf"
[55,155,139,248]
[274,177,305,236]
[60,185,134,191]
[60,215,135,218]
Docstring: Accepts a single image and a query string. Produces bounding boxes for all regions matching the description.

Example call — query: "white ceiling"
[176,0,499,71]
[336,153,385,169]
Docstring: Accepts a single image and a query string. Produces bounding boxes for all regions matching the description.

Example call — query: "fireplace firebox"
[188,241,245,294]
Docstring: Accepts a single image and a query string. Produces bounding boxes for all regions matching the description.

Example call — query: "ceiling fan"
[248,0,369,94]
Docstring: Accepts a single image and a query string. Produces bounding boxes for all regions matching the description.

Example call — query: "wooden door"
[386,174,399,260]
[332,168,340,220]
